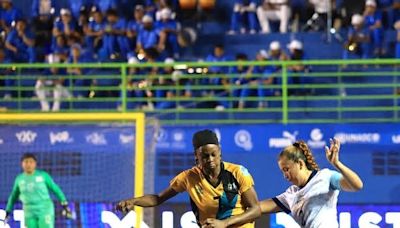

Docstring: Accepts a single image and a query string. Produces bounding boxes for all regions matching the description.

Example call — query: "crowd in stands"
[0,0,399,111]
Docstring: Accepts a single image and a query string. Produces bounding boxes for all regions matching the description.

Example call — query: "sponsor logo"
[307,128,326,148]
[269,131,298,148]
[392,135,400,144]
[119,133,134,144]
[15,130,37,144]
[334,132,381,144]
[49,131,73,145]
[86,132,107,145]
[171,130,186,149]
[234,130,253,151]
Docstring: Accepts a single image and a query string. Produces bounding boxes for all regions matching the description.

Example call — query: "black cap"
[192,129,219,150]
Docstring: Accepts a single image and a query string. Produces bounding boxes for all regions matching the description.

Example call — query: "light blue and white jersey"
[273,168,343,228]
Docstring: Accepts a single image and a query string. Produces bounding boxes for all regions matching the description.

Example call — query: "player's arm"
[5,177,21,214]
[117,186,178,212]
[259,198,282,214]
[326,138,364,192]
[43,172,67,203]
[205,187,261,228]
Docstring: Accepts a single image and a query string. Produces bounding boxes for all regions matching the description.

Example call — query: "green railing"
[0,59,399,124]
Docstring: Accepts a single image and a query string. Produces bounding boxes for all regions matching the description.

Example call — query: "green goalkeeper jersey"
[6,170,67,212]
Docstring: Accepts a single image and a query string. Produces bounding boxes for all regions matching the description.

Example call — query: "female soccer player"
[5,153,72,228]
[259,138,363,227]
[117,129,261,228]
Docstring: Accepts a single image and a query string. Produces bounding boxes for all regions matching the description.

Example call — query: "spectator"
[120,56,146,110]
[228,0,258,34]
[67,44,93,98]
[203,44,231,110]
[126,5,145,54]
[303,0,335,31]
[0,48,14,99]
[343,14,371,60]
[157,7,180,58]
[377,0,395,28]
[51,35,69,62]
[287,40,311,95]
[100,8,129,60]
[96,0,118,14]
[257,0,291,33]
[67,0,93,18]
[84,7,105,52]
[136,15,160,54]
[154,57,177,109]
[363,0,384,57]
[230,53,252,109]
[5,19,36,63]
[31,0,56,18]
[394,20,400,58]
[52,8,78,38]
[35,54,71,111]
[262,41,288,99]
[32,12,54,62]
[0,0,22,33]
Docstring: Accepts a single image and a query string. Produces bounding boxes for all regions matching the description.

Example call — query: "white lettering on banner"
[334,133,381,144]
[386,212,400,227]
[307,128,326,148]
[15,130,37,145]
[119,133,134,144]
[0,209,24,228]
[276,212,400,227]
[392,135,400,144]
[101,211,149,228]
[234,130,253,151]
[86,132,107,145]
[269,131,298,148]
[49,131,73,145]
[101,211,199,228]
[0,138,3,145]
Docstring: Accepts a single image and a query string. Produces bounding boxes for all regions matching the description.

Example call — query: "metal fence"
[0,59,399,124]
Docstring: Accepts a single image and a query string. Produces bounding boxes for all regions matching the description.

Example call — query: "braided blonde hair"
[279,140,319,170]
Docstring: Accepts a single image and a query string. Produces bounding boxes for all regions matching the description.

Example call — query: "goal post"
[0,112,150,228]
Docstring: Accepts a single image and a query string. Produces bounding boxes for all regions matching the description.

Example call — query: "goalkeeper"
[5,153,72,228]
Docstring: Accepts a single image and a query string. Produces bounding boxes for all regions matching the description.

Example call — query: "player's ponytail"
[279,140,319,170]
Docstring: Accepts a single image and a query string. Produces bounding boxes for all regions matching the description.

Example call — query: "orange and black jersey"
[170,162,255,228]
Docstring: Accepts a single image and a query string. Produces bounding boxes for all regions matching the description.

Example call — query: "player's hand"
[116,199,135,213]
[61,202,73,219]
[4,211,11,225]
[202,218,228,228]
[325,138,341,166]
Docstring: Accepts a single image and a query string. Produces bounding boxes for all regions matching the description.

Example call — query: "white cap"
[160,8,172,20]
[128,56,138,64]
[258,49,269,59]
[60,8,71,16]
[351,14,364,25]
[142,15,153,23]
[365,0,376,7]
[287,40,303,50]
[269,41,281,51]
[164,57,175,64]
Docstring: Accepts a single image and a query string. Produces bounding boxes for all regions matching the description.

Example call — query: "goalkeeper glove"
[61,202,73,219]
[3,211,11,225]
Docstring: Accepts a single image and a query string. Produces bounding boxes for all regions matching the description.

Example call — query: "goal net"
[0,113,158,228]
